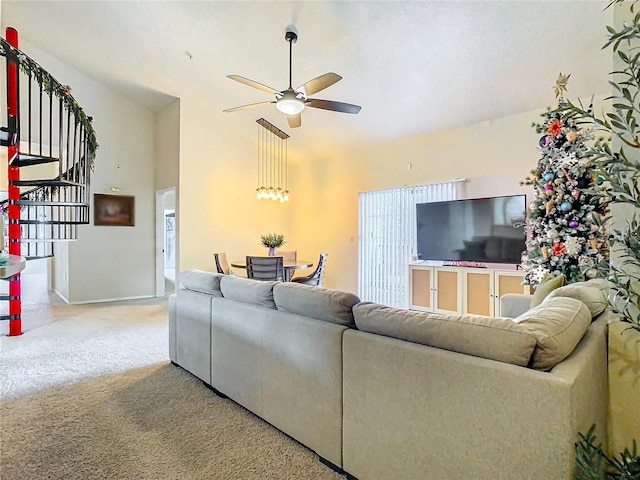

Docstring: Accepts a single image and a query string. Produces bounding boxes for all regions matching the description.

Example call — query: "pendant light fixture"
[256,118,289,202]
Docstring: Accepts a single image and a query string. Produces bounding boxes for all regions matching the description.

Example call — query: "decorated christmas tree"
[521,74,609,286]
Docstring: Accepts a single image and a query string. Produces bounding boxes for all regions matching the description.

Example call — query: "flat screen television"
[416,195,527,264]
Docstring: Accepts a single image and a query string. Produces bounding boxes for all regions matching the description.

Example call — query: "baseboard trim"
[63,294,156,305]
[319,456,357,479]
[203,382,228,399]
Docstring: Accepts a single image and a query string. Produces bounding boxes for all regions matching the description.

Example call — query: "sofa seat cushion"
[220,275,277,309]
[180,269,223,296]
[353,302,536,366]
[512,296,591,371]
[546,279,608,317]
[274,283,360,326]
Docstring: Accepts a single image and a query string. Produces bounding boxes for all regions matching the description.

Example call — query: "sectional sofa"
[168,270,610,480]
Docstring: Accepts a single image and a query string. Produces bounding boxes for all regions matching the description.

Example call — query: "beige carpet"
[0,296,345,480]
[1,364,345,480]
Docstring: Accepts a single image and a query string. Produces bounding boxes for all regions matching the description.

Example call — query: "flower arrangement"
[259,233,286,249]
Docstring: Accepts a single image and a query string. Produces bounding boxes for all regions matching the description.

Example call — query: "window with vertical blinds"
[358,180,466,308]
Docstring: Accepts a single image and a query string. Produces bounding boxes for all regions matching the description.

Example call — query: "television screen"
[416,195,526,264]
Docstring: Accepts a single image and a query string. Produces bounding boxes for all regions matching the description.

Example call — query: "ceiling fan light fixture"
[276,95,305,115]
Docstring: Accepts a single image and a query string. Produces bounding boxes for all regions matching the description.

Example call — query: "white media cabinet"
[409,264,532,317]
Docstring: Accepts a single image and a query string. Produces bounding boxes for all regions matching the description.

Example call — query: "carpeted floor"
[0,297,345,479]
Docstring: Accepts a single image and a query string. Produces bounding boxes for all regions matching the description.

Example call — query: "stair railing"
[0,28,98,335]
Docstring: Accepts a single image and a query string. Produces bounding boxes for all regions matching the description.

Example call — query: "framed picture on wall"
[94,194,135,227]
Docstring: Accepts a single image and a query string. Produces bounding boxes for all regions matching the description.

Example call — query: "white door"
[155,187,177,296]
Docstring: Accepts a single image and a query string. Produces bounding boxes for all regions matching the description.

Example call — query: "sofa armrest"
[500,293,532,318]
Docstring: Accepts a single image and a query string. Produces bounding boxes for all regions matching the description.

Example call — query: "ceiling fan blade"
[223,101,274,113]
[306,98,361,114]
[287,113,302,128]
[295,72,342,97]
[227,75,281,95]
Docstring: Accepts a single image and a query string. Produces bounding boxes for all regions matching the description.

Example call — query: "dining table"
[231,258,314,282]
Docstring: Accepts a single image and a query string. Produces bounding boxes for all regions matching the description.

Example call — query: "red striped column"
[7,27,22,336]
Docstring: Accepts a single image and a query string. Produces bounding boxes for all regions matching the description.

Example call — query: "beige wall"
[155,100,180,192]
[179,103,290,274]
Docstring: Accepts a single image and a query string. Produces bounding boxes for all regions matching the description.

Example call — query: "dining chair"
[278,250,297,261]
[213,252,233,275]
[245,256,284,282]
[291,253,328,287]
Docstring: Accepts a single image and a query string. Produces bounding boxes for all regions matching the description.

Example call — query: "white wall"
[20,40,158,303]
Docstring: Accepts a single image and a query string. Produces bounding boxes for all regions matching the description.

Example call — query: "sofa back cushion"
[353,302,537,367]
[273,283,360,326]
[512,296,591,371]
[220,275,277,309]
[180,269,224,296]
[546,279,608,317]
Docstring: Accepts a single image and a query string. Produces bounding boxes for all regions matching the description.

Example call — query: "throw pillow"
[546,281,608,318]
[513,296,591,371]
[529,274,566,309]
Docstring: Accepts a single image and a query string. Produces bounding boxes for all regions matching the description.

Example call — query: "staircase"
[0,28,98,335]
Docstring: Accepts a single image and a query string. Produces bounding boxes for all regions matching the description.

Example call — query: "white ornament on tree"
[564,236,582,256]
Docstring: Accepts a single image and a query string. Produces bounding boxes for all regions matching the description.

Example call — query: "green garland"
[0,38,99,168]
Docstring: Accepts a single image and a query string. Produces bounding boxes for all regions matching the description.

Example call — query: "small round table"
[231,259,313,282]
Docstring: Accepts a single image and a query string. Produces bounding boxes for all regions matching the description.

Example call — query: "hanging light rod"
[256,118,289,202]
[256,118,290,139]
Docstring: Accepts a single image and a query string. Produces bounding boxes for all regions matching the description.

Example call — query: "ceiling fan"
[223,28,361,128]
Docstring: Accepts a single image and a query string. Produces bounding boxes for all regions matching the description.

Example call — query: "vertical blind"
[358,180,466,308]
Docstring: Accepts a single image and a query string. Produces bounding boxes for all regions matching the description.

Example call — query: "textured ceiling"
[1,1,613,149]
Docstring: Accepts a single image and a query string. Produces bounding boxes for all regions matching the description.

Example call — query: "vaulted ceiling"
[1,1,613,149]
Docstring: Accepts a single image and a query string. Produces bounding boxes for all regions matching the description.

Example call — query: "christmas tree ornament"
[541,246,550,259]
[578,255,595,267]
[548,119,564,135]
[554,72,571,99]
[545,183,554,191]
[546,201,554,214]
[569,220,579,228]
[531,266,549,284]
[539,135,552,147]
[543,172,555,181]
[572,189,581,199]
[589,238,599,250]
[566,130,578,142]
[560,201,573,212]
[564,236,581,255]
[552,243,568,257]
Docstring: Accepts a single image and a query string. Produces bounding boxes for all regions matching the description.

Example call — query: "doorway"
[155,187,177,297]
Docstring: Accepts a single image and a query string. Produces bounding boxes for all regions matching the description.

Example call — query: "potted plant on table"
[260,233,286,256]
